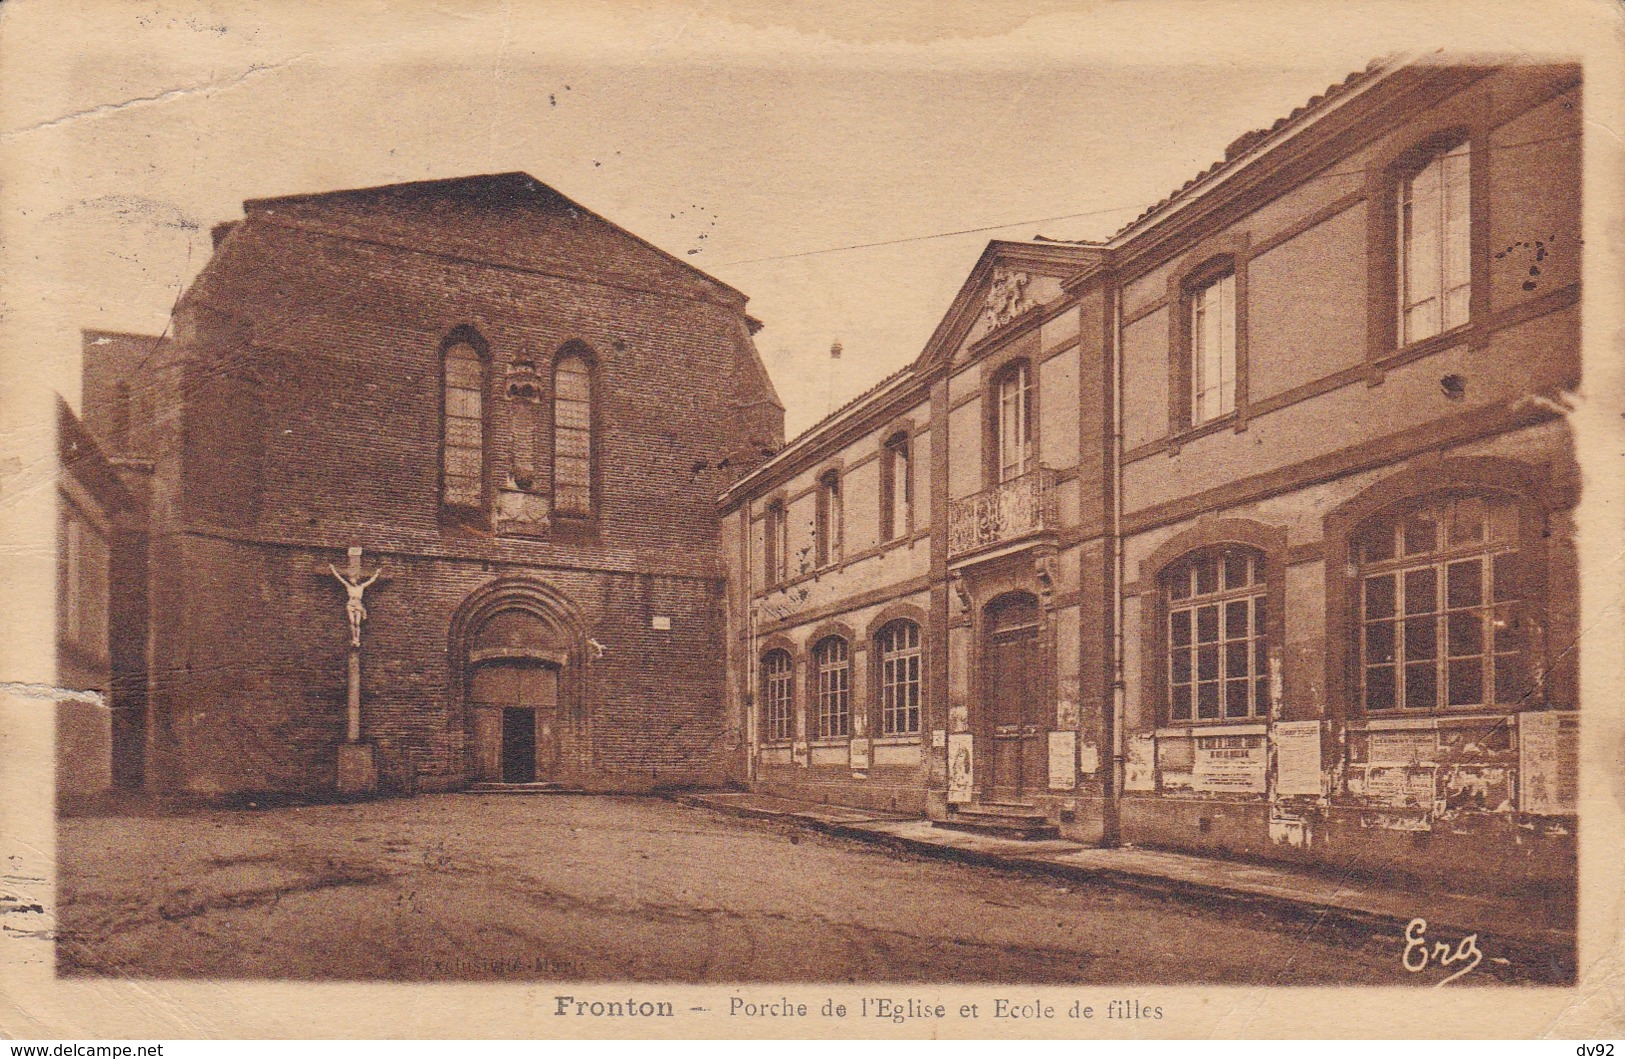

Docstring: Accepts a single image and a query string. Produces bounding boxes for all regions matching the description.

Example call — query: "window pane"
[1403,568,1438,615]
[1196,604,1219,644]
[1404,661,1437,710]
[1197,643,1219,681]
[1224,679,1250,718]
[1446,611,1482,658]
[1224,600,1249,640]
[1404,616,1437,660]
[1222,551,1250,589]
[1194,556,1218,596]
[1447,657,1483,707]
[1493,656,1523,707]
[1169,566,1192,601]
[1492,604,1517,653]
[1366,665,1397,710]
[1253,596,1267,636]
[1402,514,1438,556]
[1171,647,1192,685]
[1255,676,1270,714]
[1196,681,1219,719]
[1446,559,1483,609]
[1225,640,1249,677]
[1491,553,1517,602]
[1170,609,1192,647]
[1171,684,1192,721]
[1365,621,1396,665]
[1365,575,1396,620]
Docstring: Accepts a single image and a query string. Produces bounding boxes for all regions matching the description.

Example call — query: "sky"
[0,0,1604,436]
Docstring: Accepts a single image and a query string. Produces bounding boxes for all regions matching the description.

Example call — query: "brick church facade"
[76,173,783,796]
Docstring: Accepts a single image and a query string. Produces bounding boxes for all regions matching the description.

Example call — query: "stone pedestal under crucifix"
[322,546,393,795]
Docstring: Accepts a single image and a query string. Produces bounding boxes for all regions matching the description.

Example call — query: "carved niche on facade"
[983,267,1035,330]
[498,357,550,535]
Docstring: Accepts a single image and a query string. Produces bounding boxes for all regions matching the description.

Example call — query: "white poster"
[947,732,973,804]
[849,737,871,772]
[1124,733,1156,791]
[1519,710,1579,814]
[1194,733,1267,793]
[1047,730,1077,790]
[1272,720,1322,797]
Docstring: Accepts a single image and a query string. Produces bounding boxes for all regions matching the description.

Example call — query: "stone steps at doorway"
[464,781,585,795]
[934,803,1059,841]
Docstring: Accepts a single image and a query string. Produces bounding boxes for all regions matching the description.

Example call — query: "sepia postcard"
[2,0,1623,1042]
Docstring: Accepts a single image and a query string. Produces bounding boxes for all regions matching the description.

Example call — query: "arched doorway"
[982,591,1044,800]
[458,598,577,785]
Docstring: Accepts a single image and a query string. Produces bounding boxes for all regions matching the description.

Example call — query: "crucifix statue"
[330,560,385,648]
[326,546,389,746]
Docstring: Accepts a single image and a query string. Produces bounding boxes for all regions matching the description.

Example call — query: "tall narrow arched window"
[995,361,1033,483]
[764,499,788,586]
[760,649,795,744]
[815,469,841,568]
[442,339,486,509]
[553,352,593,516]
[1163,546,1268,723]
[1398,139,1471,346]
[876,620,922,736]
[812,636,850,739]
[880,431,912,542]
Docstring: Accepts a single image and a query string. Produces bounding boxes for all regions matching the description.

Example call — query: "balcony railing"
[947,467,1058,560]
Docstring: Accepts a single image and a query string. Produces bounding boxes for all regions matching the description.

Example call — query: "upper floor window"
[442,340,485,509]
[815,470,841,568]
[995,361,1033,483]
[1355,494,1521,712]
[813,636,851,739]
[1399,140,1471,346]
[1189,271,1237,425]
[764,500,788,585]
[552,352,593,517]
[1165,546,1267,723]
[876,620,922,736]
[880,431,912,542]
[761,648,795,743]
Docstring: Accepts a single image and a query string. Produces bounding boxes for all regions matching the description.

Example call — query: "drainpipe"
[1105,280,1126,848]
[745,505,758,787]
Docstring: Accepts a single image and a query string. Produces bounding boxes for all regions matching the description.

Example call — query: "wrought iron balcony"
[947,468,1058,560]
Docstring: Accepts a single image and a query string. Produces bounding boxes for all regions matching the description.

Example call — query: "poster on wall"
[947,733,973,803]
[1194,733,1267,793]
[1272,720,1322,797]
[792,740,809,769]
[1520,710,1579,814]
[1124,733,1156,791]
[1047,730,1077,790]
[849,736,871,772]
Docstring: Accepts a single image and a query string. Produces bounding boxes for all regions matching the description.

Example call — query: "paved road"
[59,794,1447,984]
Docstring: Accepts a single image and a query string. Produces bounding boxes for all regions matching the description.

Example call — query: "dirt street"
[59,794,1446,983]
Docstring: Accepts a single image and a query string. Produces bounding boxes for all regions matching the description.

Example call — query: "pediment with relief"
[983,267,1036,330]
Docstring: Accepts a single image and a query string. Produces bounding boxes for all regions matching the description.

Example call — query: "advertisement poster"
[1519,710,1579,814]
[946,732,973,804]
[1194,734,1267,793]
[1272,720,1322,797]
[1047,730,1077,790]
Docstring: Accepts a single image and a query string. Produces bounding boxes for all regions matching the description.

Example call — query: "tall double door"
[983,592,1046,800]
[469,660,560,784]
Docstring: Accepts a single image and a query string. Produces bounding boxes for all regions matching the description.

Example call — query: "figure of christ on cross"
[330,561,385,648]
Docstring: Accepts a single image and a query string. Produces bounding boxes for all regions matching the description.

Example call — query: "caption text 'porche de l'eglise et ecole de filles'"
[57,58,1581,901]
